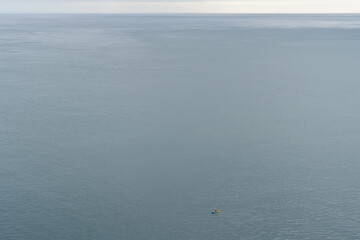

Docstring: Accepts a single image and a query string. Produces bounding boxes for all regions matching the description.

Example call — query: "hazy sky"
[1,0,360,13]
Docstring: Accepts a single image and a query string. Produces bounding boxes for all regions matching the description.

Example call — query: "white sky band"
[2,1,360,13]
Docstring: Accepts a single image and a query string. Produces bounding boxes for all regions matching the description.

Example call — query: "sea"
[1,14,360,240]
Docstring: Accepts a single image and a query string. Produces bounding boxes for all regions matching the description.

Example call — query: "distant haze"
[1,0,360,13]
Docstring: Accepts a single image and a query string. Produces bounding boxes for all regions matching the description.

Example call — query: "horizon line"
[1,12,360,14]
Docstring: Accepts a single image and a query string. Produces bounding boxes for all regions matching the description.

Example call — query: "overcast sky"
[1,0,360,13]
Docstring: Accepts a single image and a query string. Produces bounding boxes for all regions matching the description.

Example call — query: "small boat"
[211,209,220,214]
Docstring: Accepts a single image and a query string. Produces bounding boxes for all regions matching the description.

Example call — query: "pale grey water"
[1,14,360,239]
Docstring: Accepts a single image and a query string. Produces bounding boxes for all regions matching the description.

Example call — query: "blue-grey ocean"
[1,14,360,239]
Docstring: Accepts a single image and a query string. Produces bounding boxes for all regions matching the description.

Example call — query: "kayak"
[211,209,220,214]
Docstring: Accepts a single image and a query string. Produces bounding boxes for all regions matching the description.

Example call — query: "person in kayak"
[212,209,220,214]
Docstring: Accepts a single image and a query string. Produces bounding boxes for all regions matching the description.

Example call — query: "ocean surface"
[1,14,360,240]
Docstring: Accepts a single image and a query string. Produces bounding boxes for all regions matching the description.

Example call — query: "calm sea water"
[1,14,360,240]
